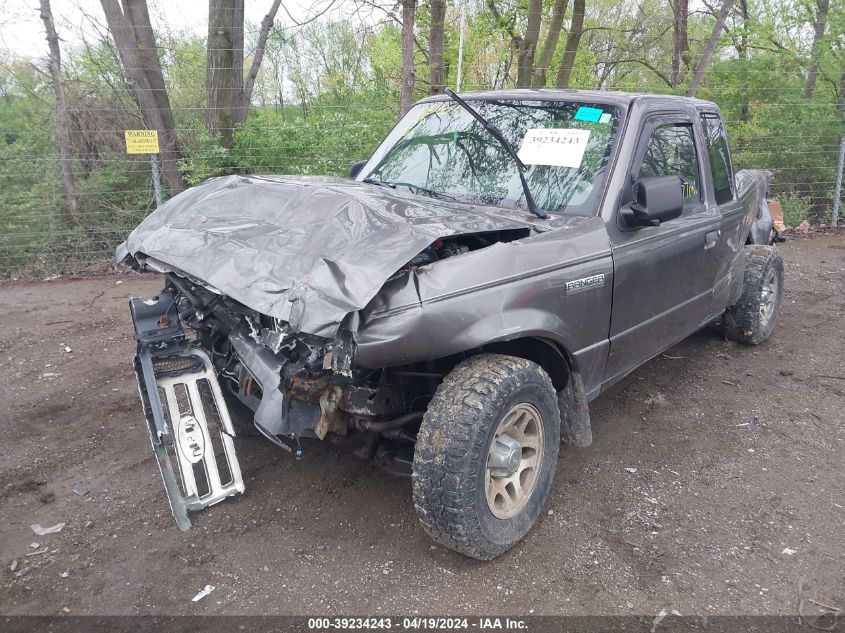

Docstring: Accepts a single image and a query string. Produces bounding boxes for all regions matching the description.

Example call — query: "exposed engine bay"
[164,273,429,469]
[403,230,527,269]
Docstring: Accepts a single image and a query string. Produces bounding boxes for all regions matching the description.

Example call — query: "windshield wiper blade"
[392,182,459,202]
[443,88,547,219]
[362,178,396,189]
[365,177,458,202]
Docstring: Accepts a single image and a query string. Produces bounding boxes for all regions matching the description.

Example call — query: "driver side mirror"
[621,175,684,228]
[349,159,368,179]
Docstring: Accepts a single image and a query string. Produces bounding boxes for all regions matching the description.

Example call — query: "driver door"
[603,113,722,385]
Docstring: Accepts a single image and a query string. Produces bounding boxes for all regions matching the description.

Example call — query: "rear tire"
[723,245,784,345]
[412,354,560,560]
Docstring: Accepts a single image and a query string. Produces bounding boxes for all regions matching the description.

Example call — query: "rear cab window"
[699,112,735,204]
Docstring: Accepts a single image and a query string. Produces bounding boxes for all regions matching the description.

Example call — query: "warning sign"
[124,129,160,154]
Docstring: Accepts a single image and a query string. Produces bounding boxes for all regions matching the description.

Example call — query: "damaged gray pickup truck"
[119,89,783,560]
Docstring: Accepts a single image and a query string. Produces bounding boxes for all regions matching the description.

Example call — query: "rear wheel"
[724,245,784,345]
[412,354,560,560]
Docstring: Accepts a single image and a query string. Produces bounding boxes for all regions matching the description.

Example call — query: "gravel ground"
[0,235,843,618]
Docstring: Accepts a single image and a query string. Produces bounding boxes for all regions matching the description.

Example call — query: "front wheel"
[412,354,560,560]
[723,244,784,345]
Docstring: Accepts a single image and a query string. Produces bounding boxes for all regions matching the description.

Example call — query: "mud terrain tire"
[724,244,784,345]
[412,354,560,560]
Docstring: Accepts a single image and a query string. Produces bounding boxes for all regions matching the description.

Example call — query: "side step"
[131,294,244,530]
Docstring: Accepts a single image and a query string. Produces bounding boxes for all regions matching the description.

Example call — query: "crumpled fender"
[736,169,774,245]
[355,217,614,393]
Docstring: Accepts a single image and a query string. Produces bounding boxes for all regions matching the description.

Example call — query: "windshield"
[359,99,622,215]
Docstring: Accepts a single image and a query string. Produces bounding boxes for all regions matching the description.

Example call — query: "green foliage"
[368,24,404,97]
[233,104,395,177]
[0,62,64,275]
[779,192,815,225]
[179,132,232,185]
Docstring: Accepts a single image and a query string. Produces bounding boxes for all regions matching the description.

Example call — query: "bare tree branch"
[243,0,283,113]
[556,0,586,88]
[687,0,734,97]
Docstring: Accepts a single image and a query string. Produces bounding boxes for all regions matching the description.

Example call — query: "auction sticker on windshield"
[517,128,591,168]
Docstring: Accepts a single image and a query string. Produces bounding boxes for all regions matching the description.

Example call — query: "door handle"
[704,230,720,249]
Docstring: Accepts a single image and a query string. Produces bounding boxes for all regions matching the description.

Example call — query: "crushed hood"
[119,174,535,337]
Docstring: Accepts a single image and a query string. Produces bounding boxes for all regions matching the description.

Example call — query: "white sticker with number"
[517,128,592,168]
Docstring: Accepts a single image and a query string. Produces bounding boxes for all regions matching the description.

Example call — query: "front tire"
[412,354,560,560]
[723,245,784,345]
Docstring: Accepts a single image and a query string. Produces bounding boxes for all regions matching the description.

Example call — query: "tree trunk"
[124,0,183,191]
[516,0,542,88]
[207,0,244,149]
[100,0,186,194]
[531,0,568,88]
[38,0,78,227]
[803,0,829,101]
[555,0,585,89]
[428,0,446,94]
[686,0,734,98]
[671,0,689,87]
[243,0,282,114]
[399,0,416,116]
[737,0,749,121]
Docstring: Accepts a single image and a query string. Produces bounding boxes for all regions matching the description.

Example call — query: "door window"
[700,114,735,204]
[637,123,702,208]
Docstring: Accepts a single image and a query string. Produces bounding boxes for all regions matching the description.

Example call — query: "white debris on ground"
[30,523,65,536]
[191,584,215,602]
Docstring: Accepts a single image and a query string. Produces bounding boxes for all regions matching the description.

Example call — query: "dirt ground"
[0,235,843,618]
